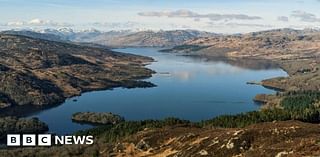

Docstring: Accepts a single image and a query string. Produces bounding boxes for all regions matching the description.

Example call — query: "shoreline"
[0,72,156,118]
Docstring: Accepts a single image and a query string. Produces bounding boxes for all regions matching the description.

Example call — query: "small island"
[72,112,125,125]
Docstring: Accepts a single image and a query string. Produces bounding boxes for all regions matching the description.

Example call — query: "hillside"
[0,34,154,110]
[1,30,67,42]
[162,29,320,60]
[1,120,320,156]
[93,30,217,47]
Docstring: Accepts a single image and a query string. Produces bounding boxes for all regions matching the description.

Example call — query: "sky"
[0,0,320,33]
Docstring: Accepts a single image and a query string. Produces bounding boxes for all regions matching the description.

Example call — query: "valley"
[0,28,320,156]
[2,0,320,156]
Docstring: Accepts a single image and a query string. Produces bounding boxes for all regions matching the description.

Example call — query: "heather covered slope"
[0,34,154,109]
[1,120,320,157]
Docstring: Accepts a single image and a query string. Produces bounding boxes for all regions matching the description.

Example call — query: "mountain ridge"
[1,29,218,47]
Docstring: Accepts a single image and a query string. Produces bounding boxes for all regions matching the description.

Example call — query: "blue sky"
[1,0,320,33]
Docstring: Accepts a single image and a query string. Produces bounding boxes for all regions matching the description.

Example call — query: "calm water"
[26,48,287,134]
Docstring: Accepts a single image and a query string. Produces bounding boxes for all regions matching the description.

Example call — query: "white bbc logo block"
[7,134,20,146]
[22,134,36,146]
[38,134,51,146]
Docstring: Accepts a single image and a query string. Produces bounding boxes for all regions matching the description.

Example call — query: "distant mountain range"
[162,28,320,60]
[1,28,218,47]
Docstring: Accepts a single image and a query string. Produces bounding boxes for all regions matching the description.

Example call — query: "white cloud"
[291,11,320,22]
[91,21,141,29]
[138,9,262,21]
[5,18,73,27]
[277,16,289,22]
[223,22,273,28]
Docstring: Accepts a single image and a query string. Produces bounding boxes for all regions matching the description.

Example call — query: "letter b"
[7,134,20,146]
[23,134,36,146]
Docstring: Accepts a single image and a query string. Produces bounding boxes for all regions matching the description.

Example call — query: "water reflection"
[181,55,280,70]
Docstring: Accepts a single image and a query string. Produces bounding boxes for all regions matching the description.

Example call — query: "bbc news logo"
[7,134,94,146]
